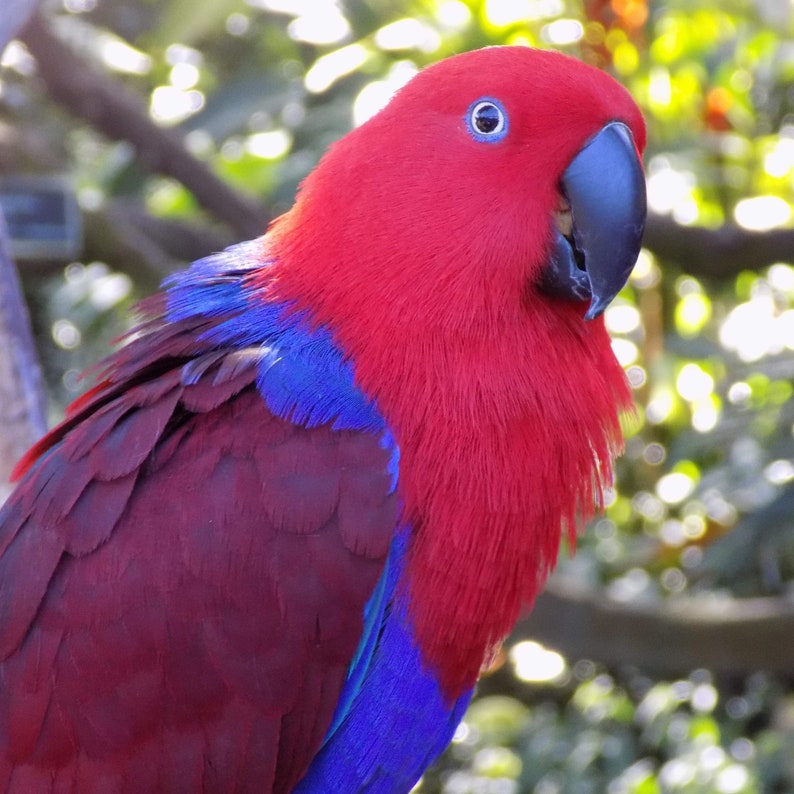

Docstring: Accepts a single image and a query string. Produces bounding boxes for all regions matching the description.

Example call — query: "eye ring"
[466,98,508,142]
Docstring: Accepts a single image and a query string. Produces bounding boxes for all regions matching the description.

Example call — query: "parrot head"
[268,45,646,333]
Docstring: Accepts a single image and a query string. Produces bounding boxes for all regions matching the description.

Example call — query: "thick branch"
[644,213,794,278]
[18,12,269,240]
[513,575,794,678]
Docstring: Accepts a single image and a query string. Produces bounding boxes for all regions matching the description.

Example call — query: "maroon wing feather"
[0,313,397,793]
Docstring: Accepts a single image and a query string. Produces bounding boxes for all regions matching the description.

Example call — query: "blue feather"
[164,243,383,432]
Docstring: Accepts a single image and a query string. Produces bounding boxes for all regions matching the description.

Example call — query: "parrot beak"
[542,121,646,320]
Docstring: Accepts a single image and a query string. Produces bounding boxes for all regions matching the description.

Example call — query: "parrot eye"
[466,98,508,142]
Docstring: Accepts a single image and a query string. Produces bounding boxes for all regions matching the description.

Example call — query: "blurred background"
[2,0,794,791]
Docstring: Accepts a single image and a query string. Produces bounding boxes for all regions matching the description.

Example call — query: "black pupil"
[474,104,500,133]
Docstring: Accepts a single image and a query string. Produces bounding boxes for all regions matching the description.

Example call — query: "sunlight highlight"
[305,45,368,94]
[734,196,791,231]
[646,160,698,223]
[510,641,567,683]
[656,472,696,504]
[764,459,794,485]
[52,319,81,350]
[630,249,661,289]
[170,62,199,89]
[246,130,292,159]
[375,19,441,51]
[150,86,204,124]
[768,263,794,293]
[253,0,335,13]
[100,36,152,75]
[437,0,472,30]
[605,304,641,334]
[484,0,563,27]
[676,363,714,402]
[289,9,350,44]
[648,66,672,109]
[691,398,719,433]
[0,42,36,75]
[646,389,675,424]
[249,0,350,44]
[764,137,794,178]
[542,19,584,45]
[611,338,639,366]
[676,292,712,335]
[719,296,779,362]
[89,272,132,311]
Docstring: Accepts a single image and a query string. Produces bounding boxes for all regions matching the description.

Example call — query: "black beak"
[542,121,646,320]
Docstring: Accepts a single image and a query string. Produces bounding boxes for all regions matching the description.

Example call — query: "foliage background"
[3,0,794,791]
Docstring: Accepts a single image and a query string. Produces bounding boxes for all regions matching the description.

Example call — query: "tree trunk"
[0,212,47,501]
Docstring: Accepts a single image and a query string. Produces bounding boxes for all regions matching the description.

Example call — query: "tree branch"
[644,213,794,279]
[18,201,235,300]
[80,201,234,294]
[512,575,794,678]
[18,12,269,240]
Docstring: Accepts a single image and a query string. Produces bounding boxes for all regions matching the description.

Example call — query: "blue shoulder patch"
[164,241,384,434]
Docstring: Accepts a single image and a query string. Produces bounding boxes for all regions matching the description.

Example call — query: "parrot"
[0,45,646,792]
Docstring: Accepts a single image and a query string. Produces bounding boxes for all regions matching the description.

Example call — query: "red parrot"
[0,46,646,792]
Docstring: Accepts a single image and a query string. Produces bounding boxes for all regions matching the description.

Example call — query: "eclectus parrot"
[0,46,646,792]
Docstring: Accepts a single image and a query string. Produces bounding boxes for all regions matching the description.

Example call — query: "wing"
[0,282,398,792]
